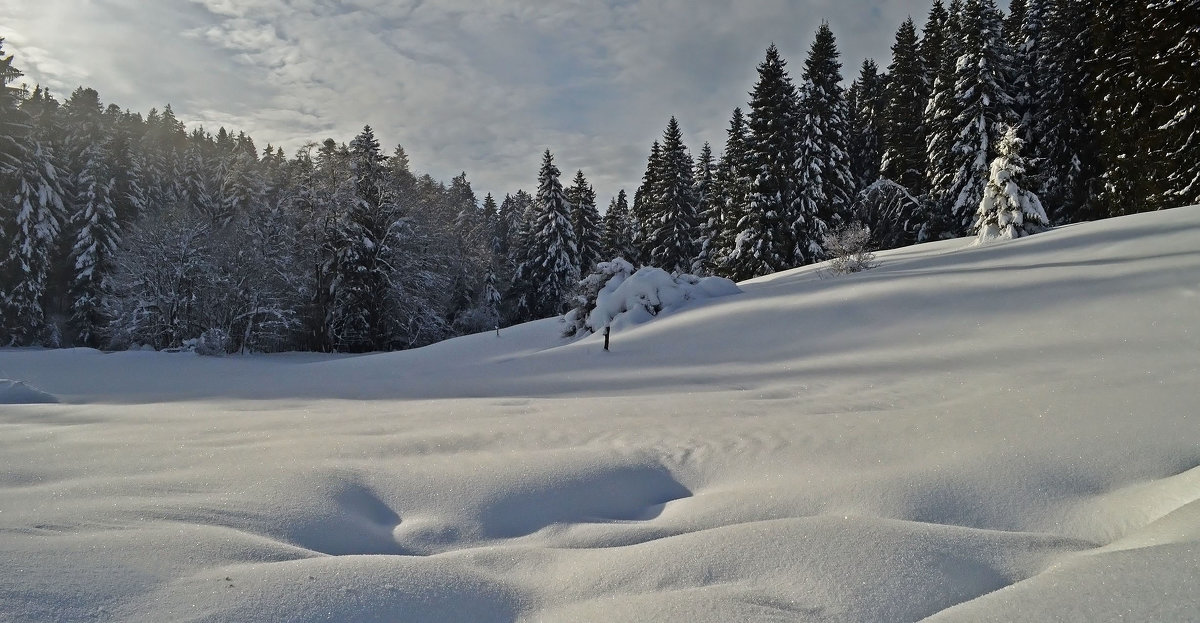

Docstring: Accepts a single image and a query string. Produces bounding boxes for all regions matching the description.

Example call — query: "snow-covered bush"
[823,223,876,275]
[563,259,740,337]
[193,328,231,356]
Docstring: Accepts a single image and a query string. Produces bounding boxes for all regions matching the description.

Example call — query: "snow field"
[2,206,1200,621]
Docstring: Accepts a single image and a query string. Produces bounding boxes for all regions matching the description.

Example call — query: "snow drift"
[2,206,1199,622]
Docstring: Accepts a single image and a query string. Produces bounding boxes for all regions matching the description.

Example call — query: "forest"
[1,0,1195,353]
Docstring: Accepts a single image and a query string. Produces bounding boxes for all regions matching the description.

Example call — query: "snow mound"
[0,379,58,404]
[588,264,741,332]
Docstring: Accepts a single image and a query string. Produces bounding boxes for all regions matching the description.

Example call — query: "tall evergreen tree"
[796,23,852,259]
[691,142,719,275]
[512,150,578,320]
[601,189,635,262]
[728,45,803,280]
[881,17,929,194]
[1144,0,1199,209]
[68,140,119,347]
[924,0,967,237]
[647,117,699,273]
[712,108,749,275]
[943,0,1017,234]
[631,140,662,265]
[328,125,395,351]
[566,169,603,275]
[847,58,887,192]
[1034,0,1094,223]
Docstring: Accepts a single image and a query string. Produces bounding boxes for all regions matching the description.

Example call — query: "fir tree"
[601,189,635,262]
[647,117,699,274]
[68,141,119,347]
[631,141,662,265]
[847,58,887,192]
[800,23,855,230]
[973,125,1048,241]
[1034,0,1094,223]
[943,0,1017,235]
[881,17,929,194]
[728,45,803,280]
[512,150,578,320]
[566,170,603,275]
[1144,0,1199,208]
[712,108,749,276]
[692,142,719,275]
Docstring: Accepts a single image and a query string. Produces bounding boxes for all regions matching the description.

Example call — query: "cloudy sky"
[2,0,933,203]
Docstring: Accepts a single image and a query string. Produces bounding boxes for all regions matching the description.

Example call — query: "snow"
[3,206,1200,622]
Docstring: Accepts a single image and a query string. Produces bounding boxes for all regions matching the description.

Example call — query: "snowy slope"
[2,206,1199,622]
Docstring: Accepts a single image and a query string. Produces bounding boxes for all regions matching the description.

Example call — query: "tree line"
[1,0,1195,352]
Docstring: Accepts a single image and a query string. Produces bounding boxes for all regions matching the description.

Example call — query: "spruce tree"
[647,117,699,274]
[924,0,966,238]
[728,45,803,280]
[1144,0,1199,209]
[943,0,1017,234]
[1035,0,1094,223]
[973,125,1048,241]
[712,108,749,276]
[631,141,662,265]
[881,17,929,194]
[800,23,855,229]
[69,141,119,347]
[566,169,603,275]
[328,125,395,351]
[692,142,719,275]
[512,150,578,320]
[601,189,635,262]
[847,58,886,192]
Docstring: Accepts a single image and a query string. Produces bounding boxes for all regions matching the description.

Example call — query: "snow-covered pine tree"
[711,108,749,276]
[327,125,397,352]
[848,58,886,192]
[727,45,803,281]
[1034,0,1094,224]
[601,189,635,262]
[512,150,578,320]
[1090,2,1153,217]
[881,17,929,195]
[851,178,926,250]
[1010,0,1046,161]
[1003,0,1028,48]
[943,0,1017,235]
[799,23,856,233]
[973,125,1048,241]
[68,140,119,347]
[923,0,966,238]
[566,169,603,275]
[691,142,718,275]
[648,117,699,274]
[631,141,662,266]
[1144,0,1199,209]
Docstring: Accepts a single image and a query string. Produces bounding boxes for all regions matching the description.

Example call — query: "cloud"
[1,0,932,202]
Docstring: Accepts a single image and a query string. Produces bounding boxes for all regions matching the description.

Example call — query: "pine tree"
[647,117,699,273]
[631,140,662,265]
[601,189,635,262]
[1090,3,1154,217]
[1011,0,1046,155]
[924,0,967,238]
[712,108,749,275]
[1,139,65,344]
[881,17,929,194]
[691,142,719,275]
[68,141,119,346]
[328,125,396,351]
[1144,0,1200,209]
[1034,0,1094,223]
[512,150,578,320]
[973,125,1048,241]
[1004,0,1029,47]
[566,169,603,275]
[847,58,887,192]
[800,23,856,231]
[728,45,803,280]
[943,0,1017,234]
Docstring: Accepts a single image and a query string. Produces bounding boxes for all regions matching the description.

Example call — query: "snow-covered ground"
[2,206,1199,622]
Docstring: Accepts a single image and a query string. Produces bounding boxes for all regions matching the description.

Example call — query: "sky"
[1,0,934,204]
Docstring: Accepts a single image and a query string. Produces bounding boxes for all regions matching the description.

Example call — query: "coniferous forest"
[1,0,1196,353]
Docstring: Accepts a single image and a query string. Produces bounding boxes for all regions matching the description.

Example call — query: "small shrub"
[194,328,232,356]
[823,223,876,275]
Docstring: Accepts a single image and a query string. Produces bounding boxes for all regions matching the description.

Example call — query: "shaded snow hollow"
[2,206,1200,622]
